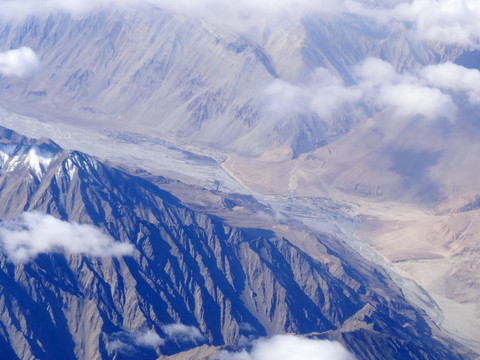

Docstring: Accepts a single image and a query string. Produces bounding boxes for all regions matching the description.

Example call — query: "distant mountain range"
[0,4,464,158]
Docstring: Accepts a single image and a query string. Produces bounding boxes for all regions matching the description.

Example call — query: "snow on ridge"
[0,144,55,179]
[58,151,100,181]
[24,148,54,179]
[0,144,18,165]
[63,157,77,180]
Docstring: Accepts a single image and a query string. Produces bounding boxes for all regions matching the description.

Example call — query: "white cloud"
[421,62,480,104]
[355,58,459,120]
[0,0,118,18]
[109,339,134,353]
[264,68,362,120]
[392,0,480,46]
[161,323,204,342]
[172,0,480,49]
[355,58,458,121]
[377,82,456,120]
[0,2,477,125]
[149,0,350,24]
[264,80,306,116]
[0,0,363,18]
[0,0,372,37]
[0,212,134,263]
[256,209,286,223]
[0,0,479,47]
[135,330,165,347]
[109,329,165,352]
[109,324,203,353]
[354,57,397,86]
[0,0,479,48]
[308,68,364,119]
[264,57,479,123]
[216,334,356,360]
[145,0,480,50]
[0,47,41,78]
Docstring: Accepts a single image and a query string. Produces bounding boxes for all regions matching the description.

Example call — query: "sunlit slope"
[0,5,451,159]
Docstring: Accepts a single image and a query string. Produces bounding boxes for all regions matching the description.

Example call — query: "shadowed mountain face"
[0,128,467,359]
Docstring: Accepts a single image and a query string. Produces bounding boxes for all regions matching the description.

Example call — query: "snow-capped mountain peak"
[0,144,56,180]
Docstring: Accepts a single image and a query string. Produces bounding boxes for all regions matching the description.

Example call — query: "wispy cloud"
[216,334,356,360]
[0,0,361,20]
[0,1,479,49]
[161,323,204,342]
[392,0,480,46]
[263,57,480,124]
[0,0,117,18]
[354,58,457,121]
[0,212,134,263]
[154,0,480,50]
[108,323,203,354]
[109,329,165,353]
[264,68,363,120]
[0,47,41,78]
[421,62,480,103]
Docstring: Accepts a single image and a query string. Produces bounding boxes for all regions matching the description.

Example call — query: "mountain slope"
[0,127,468,359]
[0,2,478,358]
[0,5,462,159]
[0,7,278,155]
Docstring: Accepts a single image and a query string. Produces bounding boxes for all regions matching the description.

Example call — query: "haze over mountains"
[0,0,479,359]
[2,0,477,159]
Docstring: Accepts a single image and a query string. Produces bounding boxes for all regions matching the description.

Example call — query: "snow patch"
[0,144,17,164]
[23,148,53,179]
[63,158,77,180]
[0,145,54,180]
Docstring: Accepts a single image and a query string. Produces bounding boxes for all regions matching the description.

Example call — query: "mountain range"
[0,1,479,359]
[0,126,469,359]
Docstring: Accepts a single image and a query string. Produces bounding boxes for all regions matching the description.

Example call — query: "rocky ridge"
[0,127,469,359]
